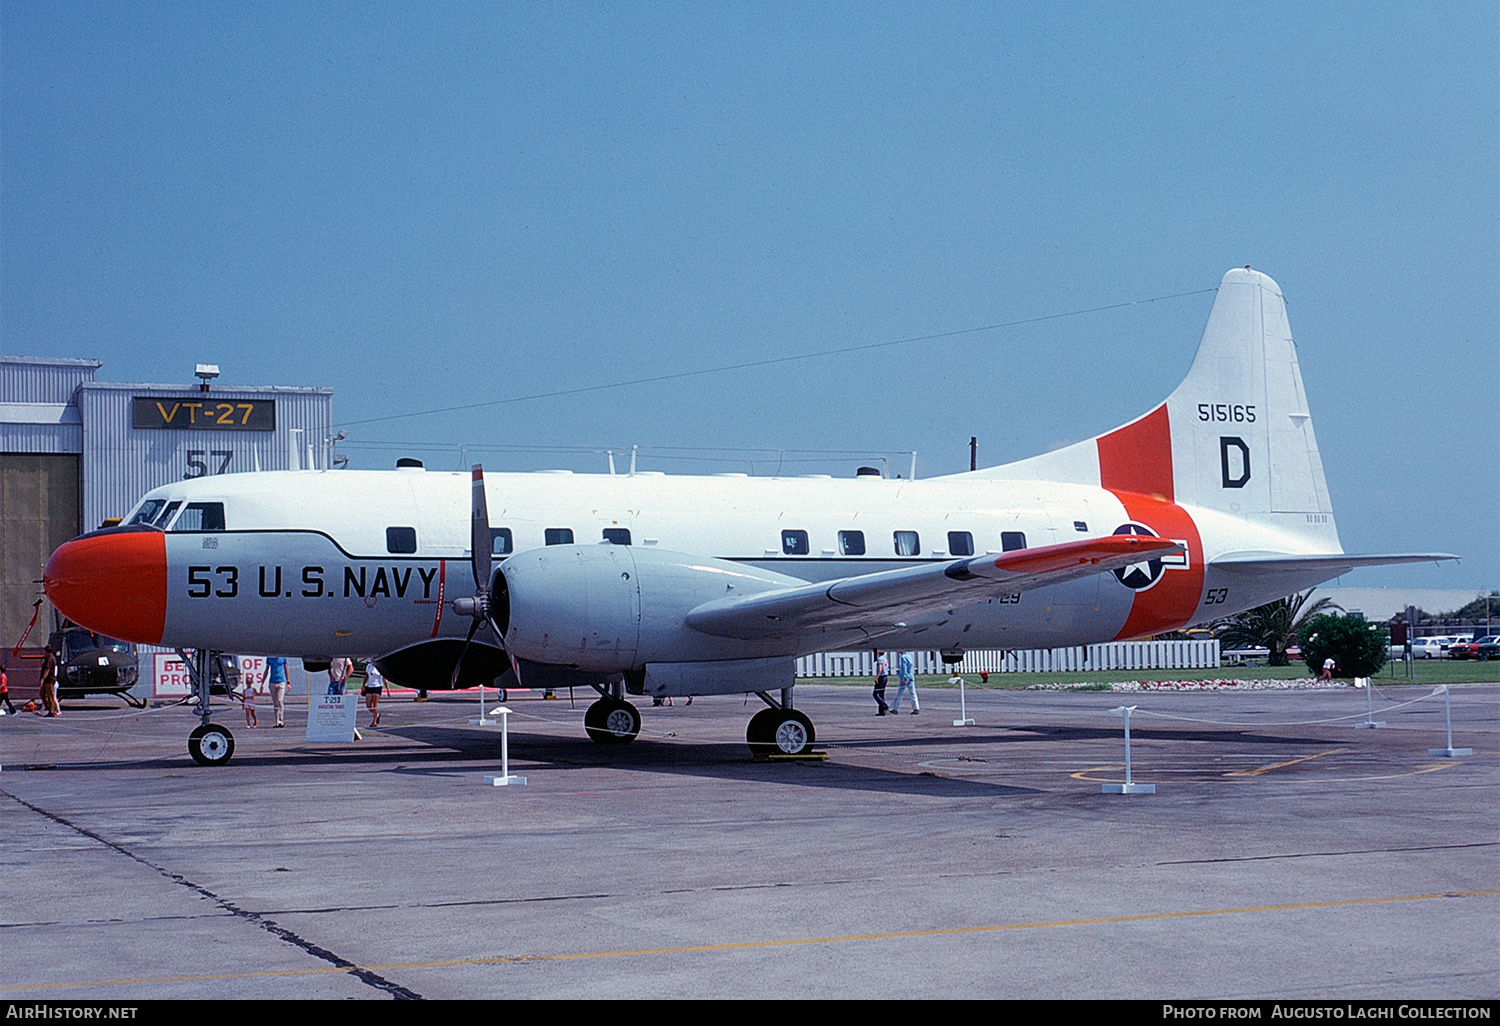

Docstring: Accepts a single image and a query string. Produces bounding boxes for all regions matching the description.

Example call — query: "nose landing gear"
[188,722,236,766]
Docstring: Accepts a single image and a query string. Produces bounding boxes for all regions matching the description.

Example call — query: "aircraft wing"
[1209,552,1458,575]
[684,535,1184,641]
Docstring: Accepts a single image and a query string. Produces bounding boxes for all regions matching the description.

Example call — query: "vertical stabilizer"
[970,267,1340,550]
[1162,267,1333,521]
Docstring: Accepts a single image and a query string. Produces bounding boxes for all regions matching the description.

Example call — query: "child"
[241,683,258,727]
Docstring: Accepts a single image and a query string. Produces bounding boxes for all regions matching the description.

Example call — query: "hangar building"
[1,355,333,648]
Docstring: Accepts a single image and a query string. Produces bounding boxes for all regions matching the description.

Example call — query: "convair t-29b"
[45,268,1450,765]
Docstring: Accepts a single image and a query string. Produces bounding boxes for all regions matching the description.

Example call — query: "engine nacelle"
[494,545,804,671]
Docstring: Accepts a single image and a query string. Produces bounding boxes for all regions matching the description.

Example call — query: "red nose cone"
[43,529,167,645]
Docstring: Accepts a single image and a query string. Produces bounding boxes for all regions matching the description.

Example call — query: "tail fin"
[1162,267,1332,521]
[971,267,1339,548]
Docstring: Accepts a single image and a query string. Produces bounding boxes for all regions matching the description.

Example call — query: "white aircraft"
[44,267,1450,764]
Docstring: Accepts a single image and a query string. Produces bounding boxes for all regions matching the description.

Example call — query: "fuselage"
[46,465,1339,663]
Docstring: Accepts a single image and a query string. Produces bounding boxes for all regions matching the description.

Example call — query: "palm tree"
[1212,591,1340,666]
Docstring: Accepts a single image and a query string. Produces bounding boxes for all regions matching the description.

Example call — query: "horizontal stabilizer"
[686,535,1183,641]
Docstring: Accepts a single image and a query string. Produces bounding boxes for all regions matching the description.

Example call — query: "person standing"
[241,682,258,727]
[891,651,920,714]
[0,663,14,715]
[327,656,352,695]
[361,660,384,728]
[266,656,289,728]
[40,643,61,717]
[872,651,891,716]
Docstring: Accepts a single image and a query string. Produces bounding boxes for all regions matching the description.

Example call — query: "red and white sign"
[152,653,268,698]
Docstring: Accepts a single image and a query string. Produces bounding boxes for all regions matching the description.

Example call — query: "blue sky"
[3,2,1495,593]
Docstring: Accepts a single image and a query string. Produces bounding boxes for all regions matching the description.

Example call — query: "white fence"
[796,640,1220,678]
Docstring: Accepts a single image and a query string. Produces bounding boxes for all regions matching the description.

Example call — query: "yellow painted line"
[5,889,1497,992]
[1225,747,1349,776]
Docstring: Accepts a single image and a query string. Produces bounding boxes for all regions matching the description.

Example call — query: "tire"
[188,723,235,766]
[584,699,640,744]
[745,708,779,752]
[747,709,815,757]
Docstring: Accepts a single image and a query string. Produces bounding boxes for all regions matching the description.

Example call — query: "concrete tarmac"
[1,681,1496,1000]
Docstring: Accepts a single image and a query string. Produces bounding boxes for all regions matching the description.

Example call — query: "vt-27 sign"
[133,397,276,431]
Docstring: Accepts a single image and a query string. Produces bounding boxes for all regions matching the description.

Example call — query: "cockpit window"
[58,630,130,658]
[154,501,181,527]
[128,500,165,526]
[169,502,225,532]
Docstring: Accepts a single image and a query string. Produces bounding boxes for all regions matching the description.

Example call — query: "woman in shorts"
[361,660,384,727]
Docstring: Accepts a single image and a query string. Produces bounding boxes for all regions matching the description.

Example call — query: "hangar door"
[1,454,80,649]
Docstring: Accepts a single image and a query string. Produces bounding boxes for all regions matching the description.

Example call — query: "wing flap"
[685,535,1183,640]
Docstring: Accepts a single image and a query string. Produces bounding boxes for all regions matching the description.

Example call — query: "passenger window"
[947,531,974,556]
[128,500,165,526]
[602,528,631,546]
[1074,521,1088,532]
[893,531,920,556]
[171,502,225,532]
[781,530,810,556]
[491,528,513,555]
[544,528,574,546]
[1001,531,1027,552]
[386,527,417,554]
[838,530,865,556]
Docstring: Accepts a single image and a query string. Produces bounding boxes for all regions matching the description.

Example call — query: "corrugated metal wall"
[0,356,101,405]
[0,356,99,454]
[79,383,334,528]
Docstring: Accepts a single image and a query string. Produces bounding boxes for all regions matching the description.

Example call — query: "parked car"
[1478,637,1500,661]
[1410,637,1452,659]
[1450,635,1499,660]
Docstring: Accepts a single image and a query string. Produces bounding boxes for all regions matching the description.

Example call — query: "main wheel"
[745,708,779,750]
[747,709,815,757]
[584,698,640,744]
[188,723,235,766]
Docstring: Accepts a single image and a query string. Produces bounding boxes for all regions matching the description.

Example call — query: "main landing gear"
[579,683,817,758]
[746,690,815,757]
[584,683,642,744]
[584,698,641,743]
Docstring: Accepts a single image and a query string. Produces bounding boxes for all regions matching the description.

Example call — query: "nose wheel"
[584,698,641,744]
[188,723,236,766]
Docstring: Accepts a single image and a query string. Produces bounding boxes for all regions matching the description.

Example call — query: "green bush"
[1300,614,1389,678]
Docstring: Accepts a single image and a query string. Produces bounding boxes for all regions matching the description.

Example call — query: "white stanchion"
[1102,705,1155,794]
[950,673,974,726]
[1353,677,1385,728]
[1427,687,1473,757]
[484,706,527,786]
[469,682,496,726]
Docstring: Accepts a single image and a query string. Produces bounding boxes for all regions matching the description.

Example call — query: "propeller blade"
[470,465,491,594]
[449,616,481,690]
